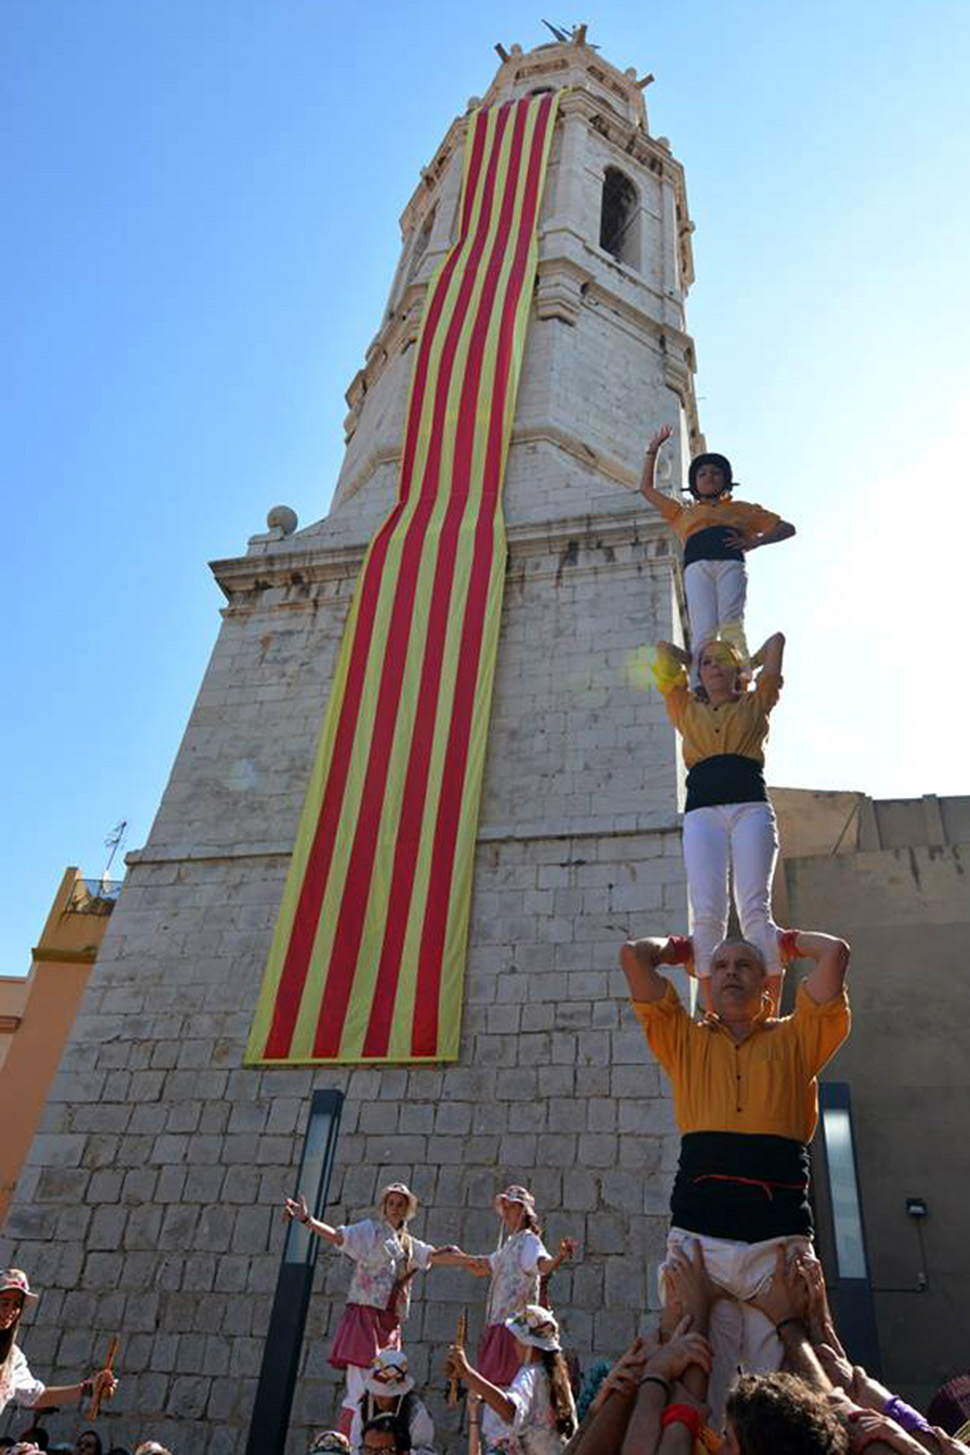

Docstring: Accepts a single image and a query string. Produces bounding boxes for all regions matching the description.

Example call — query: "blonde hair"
[693,639,749,702]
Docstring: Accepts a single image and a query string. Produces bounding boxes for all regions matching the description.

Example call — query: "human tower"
[283,429,853,1453]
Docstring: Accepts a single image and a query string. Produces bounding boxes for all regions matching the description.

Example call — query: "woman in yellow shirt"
[654,631,786,1011]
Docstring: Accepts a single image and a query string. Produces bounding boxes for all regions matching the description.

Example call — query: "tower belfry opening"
[600,165,639,266]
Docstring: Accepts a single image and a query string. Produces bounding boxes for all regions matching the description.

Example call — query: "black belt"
[684,525,745,566]
[685,754,767,812]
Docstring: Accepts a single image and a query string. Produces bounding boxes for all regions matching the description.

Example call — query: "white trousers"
[342,1363,369,1413]
[681,801,781,979]
[684,559,748,686]
[662,1228,814,1427]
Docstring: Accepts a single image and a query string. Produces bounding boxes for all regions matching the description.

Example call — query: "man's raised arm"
[620,936,686,1003]
[783,930,850,1005]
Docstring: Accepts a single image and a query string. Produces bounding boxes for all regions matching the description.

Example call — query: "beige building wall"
[0,868,116,1224]
[773,789,970,1409]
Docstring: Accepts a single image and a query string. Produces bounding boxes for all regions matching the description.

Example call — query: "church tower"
[5,32,701,1454]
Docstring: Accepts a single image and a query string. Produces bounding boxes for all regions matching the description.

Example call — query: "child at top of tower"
[639,424,795,684]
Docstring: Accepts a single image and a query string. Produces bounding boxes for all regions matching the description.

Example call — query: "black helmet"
[688,452,733,498]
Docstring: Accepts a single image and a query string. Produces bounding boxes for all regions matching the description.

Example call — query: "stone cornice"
[211,506,677,604]
[30,946,99,965]
[126,818,684,871]
[398,117,467,235]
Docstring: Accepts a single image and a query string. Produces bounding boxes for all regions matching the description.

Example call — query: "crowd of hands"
[570,1242,968,1455]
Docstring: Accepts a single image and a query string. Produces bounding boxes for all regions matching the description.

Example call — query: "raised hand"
[816,1343,854,1392]
[284,1192,309,1224]
[445,1344,472,1381]
[590,1336,650,1411]
[92,1367,119,1401]
[792,1251,843,1350]
[847,1410,926,1455]
[644,1315,713,1382]
[647,424,674,455]
[849,1365,896,1413]
[664,1239,724,1331]
[747,1245,809,1327]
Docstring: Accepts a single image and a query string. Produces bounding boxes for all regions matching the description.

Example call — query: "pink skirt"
[329,1303,401,1371]
[478,1322,521,1385]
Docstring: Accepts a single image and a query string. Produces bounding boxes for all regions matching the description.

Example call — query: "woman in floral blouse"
[453,1186,578,1385]
[284,1182,465,1436]
[446,1304,577,1455]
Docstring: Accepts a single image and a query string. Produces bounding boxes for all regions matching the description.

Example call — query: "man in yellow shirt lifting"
[620,929,850,1421]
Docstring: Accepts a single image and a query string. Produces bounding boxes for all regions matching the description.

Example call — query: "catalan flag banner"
[247,93,559,1064]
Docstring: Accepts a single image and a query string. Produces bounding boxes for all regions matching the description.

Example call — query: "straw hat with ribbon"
[505,1305,562,1352]
[378,1183,418,1223]
[0,1270,38,1302]
[365,1349,415,1399]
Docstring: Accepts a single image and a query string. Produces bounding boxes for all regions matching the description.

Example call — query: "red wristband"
[779,928,801,964]
[666,935,693,966]
[661,1404,702,1438]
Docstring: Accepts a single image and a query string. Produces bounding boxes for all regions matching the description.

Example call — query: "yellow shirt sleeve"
[755,670,783,713]
[654,494,684,528]
[663,682,690,731]
[630,982,691,1078]
[742,502,782,535]
[791,982,851,1076]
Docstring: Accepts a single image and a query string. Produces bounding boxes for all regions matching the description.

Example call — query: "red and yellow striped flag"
[247,93,560,1064]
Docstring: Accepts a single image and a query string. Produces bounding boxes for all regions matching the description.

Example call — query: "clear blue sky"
[4,1,969,974]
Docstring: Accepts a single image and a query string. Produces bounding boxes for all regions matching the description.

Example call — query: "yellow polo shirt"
[631,981,850,1144]
[654,492,781,547]
[660,663,782,770]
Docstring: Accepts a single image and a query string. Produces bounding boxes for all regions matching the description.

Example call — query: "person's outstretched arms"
[447,1252,492,1276]
[429,1244,470,1265]
[797,1253,847,1359]
[445,1346,516,1425]
[747,1245,830,1393]
[662,1240,721,1405]
[538,1237,578,1277]
[283,1193,343,1245]
[639,425,676,511]
[620,936,687,1004]
[620,1317,713,1455]
[570,1337,654,1455]
[781,930,850,1005]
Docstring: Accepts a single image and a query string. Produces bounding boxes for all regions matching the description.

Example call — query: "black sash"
[672,1131,812,1242]
[685,754,767,812]
[684,525,745,566]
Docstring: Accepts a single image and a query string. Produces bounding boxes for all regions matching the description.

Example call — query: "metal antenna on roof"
[541,20,599,49]
[102,819,128,881]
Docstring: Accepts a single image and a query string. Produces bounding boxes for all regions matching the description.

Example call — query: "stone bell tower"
[4,32,702,1455]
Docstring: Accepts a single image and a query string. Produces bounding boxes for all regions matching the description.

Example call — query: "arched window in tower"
[600,167,639,269]
[406,205,437,284]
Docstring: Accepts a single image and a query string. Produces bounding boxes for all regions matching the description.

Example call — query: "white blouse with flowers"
[338,1218,434,1318]
[0,1345,45,1416]
[481,1363,563,1455]
[485,1230,549,1325]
